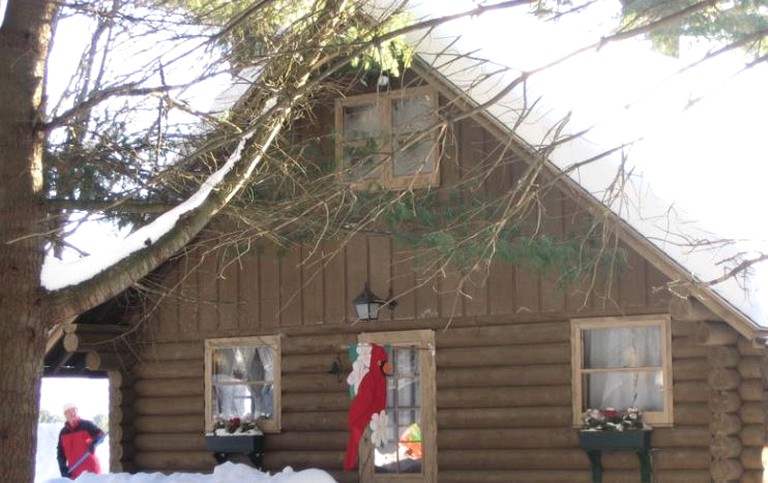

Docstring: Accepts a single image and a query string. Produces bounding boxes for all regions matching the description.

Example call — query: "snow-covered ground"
[35,423,336,483]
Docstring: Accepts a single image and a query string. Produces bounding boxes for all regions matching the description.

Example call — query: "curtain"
[584,326,664,411]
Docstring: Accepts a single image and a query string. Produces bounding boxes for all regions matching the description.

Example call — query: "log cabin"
[44,7,768,483]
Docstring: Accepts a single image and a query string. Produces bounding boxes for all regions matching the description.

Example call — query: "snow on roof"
[401,1,768,333]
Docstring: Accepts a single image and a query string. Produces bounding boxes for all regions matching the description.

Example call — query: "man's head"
[63,403,79,424]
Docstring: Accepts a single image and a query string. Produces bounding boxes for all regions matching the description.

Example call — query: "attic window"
[335,86,439,190]
[571,315,673,427]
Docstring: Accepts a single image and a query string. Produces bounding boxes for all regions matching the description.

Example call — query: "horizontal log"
[133,451,213,472]
[437,449,587,471]
[652,426,709,447]
[707,368,741,391]
[282,392,349,412]
[707,346,741,368]
[741,470,768,483]
[134,433,205,452]
[438,386,571,409]
[437,364,570,388]
[134,415,204,434]
[264,431,347,451]
[740,403,766,424]
[653,448,711,470]
[134,341,202,361]
[737,357,764,380]
[672,337,708,359]
[740,447,766,470]
[695,322,738,346]
[438,428,576,450]
[738,380,765,402]
[674,381,709,403]
[710,434,743,459]
[134,360,202,379]
[133,378,203,398]
[739,424,766,446]
[65,323,128,335]
[282,333,355,355]
[672,359,707,381]
[282,373,352,394]
[111,388,137,407]
[437,322,569,348]
[282,354,339,374]
[710,458,744,481]
[438,470,592,483]
[86,351,132,372]
[134,397,203,416]
[110,424,137,443]
[282,410,348,432]
[437,343,570,368]
[673,403,709,425]
[708,391,741,414]
[737,339,765,357]
[63,332,128,353]
[437,407,571,429]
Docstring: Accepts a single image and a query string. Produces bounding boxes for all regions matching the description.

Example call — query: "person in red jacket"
[57,403,105,479]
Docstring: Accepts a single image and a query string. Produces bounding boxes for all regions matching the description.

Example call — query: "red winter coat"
[57,418,104,478]
[344,344,389,471]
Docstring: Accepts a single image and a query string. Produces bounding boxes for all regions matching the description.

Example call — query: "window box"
[205,434,264,454]
[578,429,651,452]
[205,434,264,468]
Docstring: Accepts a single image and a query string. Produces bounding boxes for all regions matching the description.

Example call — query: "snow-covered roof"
[400,1,768,338]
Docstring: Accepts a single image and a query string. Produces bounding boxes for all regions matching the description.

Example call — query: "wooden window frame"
[204,335,282,433]
[357,330,437,483]
[335,85,440,190]
[570,315,673,427]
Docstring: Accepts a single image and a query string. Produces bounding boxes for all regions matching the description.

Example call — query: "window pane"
[583,326,661,369]
[343,141,382,180]
[212,345,275,422]
[376,346,423,475]
[392,95,433,134]
[392,95,434,177]
[585,370,664,411]
[344,103,380,140]
[393,137,434,176]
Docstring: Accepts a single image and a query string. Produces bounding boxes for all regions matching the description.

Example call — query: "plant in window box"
[579,407,651,452]
[211,414,263,436]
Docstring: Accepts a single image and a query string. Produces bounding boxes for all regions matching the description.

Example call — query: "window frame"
[204,335,282,433]
[357,330,437,483]
[335,85,440,190]
[570,315,673,427]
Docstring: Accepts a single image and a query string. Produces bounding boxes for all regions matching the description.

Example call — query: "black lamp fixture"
[352,282,397,321]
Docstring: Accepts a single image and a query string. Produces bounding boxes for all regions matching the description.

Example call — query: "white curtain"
[584,326,663,411]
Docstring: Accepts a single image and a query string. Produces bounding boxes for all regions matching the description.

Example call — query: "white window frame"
[204,335,282,433]
[571,315,673,427]
[357,330,437,483]
[335,86,440,190]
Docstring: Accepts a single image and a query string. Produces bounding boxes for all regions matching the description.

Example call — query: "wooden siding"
[110,100,768,482]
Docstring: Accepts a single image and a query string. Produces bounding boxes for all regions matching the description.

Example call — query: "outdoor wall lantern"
[352,282,397,321]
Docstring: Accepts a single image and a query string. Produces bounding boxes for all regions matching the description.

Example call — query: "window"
[336,86,439,189]
[205,335,281,433]
[358,330,437,482]
[571,316,673,427]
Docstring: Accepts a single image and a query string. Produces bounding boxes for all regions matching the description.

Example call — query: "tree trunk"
[0,1,56,481]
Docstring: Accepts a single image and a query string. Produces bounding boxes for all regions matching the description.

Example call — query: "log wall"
[110,97,768,482]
